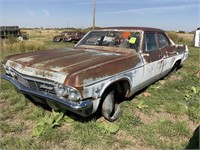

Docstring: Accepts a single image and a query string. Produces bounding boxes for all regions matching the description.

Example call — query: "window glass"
[158,33,169,49]
[78,31,142,51]
[144,33,158,51]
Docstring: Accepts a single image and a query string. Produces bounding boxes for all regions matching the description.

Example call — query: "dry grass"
[177,33,194,42]
[22,29,72,39]
[1,39,45,56]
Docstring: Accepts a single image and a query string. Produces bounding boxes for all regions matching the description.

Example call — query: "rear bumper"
[2,74,93,117]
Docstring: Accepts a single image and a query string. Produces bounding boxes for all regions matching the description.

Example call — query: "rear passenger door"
[157,33,176,76]
[141,32,163,86]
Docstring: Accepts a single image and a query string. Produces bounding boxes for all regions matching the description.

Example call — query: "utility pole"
[93,0,96,30]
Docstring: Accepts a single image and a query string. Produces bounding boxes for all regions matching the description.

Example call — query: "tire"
[102,89,120,122]
[169,61,180,76]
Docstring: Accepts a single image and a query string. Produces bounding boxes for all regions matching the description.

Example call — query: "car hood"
[3,48,140,87]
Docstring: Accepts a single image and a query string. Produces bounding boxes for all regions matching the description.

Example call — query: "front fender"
[82,75,132,101]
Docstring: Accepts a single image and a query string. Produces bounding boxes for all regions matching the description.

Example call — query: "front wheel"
[102,90,120,122]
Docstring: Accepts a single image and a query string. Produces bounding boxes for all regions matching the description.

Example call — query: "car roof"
[99,27,165,32]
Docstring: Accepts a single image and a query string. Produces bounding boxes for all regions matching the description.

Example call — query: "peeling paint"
[5,60,67,84]
[16,57,34,63]
[142,53,150,57]
[35,70,53,77]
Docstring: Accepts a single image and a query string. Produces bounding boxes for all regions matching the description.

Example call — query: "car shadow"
[185,125,199,149]
[26,95,100,122]
[26,95,52,111]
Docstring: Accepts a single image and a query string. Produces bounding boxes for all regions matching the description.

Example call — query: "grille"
[16,74,28,87]
[14,72,56,94]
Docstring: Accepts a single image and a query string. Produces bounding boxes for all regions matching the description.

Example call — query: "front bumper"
[2,74,93,117]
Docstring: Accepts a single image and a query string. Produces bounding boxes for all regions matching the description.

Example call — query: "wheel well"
[97,80,130,114]
[169,59,182,75]
[172,59,182,70]
[175,59,181,66]
[102,80,130,100]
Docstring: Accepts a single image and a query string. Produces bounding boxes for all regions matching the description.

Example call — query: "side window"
[158,33,169,49]
[144,33,158,51]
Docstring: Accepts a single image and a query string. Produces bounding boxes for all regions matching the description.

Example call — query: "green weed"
[97,122,119,134]
[137,100,149,110]
[32,110,65,136]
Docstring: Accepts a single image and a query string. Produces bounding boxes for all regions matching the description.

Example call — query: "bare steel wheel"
[102,89,120,122]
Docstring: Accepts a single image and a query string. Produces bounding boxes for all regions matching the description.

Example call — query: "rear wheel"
[102,89,120,122]
[169,60,181,75]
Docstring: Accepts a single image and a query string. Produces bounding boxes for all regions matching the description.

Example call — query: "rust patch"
[142,50,161,63]
[176,45,186,54]
[65,54,140,88]
[35,70,53,78]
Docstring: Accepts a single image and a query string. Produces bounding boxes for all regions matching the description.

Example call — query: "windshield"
[77,30,142,51]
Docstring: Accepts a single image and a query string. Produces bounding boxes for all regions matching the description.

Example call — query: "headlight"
[55,84,81,102]
[68,89,81,102]
[56,84,69,97]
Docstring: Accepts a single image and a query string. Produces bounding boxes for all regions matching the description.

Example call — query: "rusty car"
[63,32,85,42]
[53,31,84,42]
[2,27,189,121]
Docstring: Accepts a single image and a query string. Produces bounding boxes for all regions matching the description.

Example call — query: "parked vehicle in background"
[0,26,28,40]
[0,26,20,39]
[53,31,85,42]
[18,32,29,41]
[63,32,85,42]
[53,31,67,42]
[193,27,200,47]
[2,27,189,122]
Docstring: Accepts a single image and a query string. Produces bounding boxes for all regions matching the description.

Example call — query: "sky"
[0,0,199,31]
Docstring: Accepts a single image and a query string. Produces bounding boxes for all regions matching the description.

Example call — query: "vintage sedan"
[63,32,85,42]
[53,31,84,42]
[2,27,189,121]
